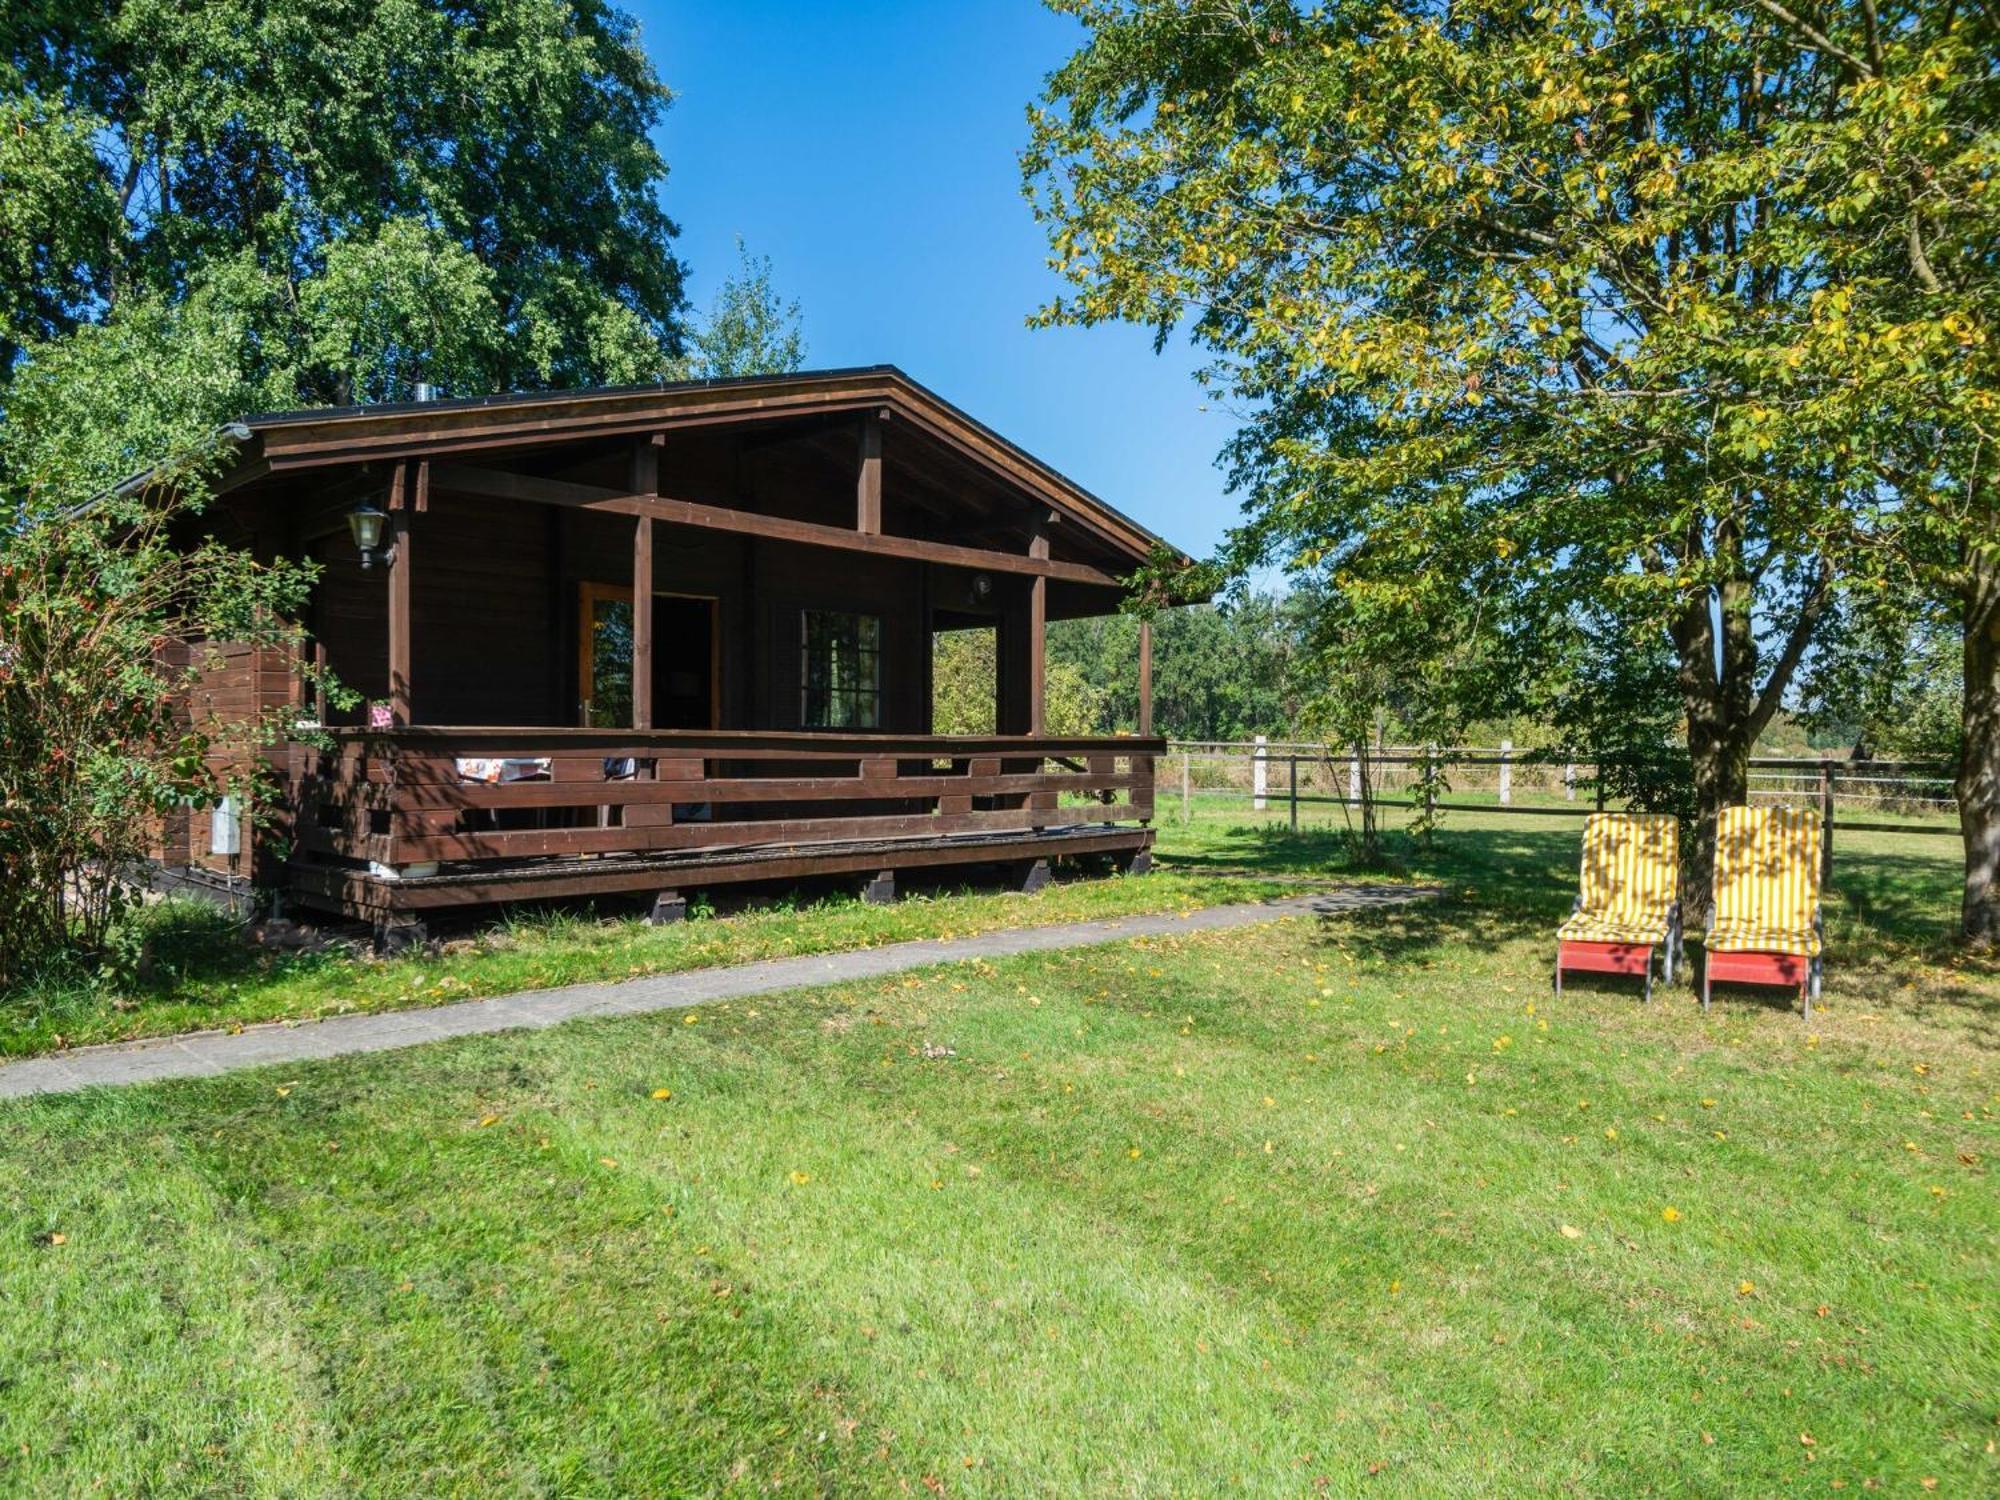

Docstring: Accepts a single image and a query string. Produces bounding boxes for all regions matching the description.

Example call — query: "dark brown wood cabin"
[163,367,1191,937]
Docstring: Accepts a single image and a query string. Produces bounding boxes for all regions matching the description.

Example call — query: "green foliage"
[686,238,807,380]
[1026,0,1998,917]
[932,627,1103,735]
[1,0,688,410]
[1050,598,1303,740]
[0,452,326,984]
[1,259,299,501]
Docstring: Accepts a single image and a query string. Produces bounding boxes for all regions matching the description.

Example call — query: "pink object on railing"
[367,702,394,729]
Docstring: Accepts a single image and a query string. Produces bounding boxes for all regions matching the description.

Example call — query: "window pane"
[801,610,883,729]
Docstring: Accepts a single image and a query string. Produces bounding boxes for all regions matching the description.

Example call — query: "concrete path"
[0,885,1437,1100]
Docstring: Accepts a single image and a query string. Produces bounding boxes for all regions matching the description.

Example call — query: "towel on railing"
[456,757,551,784]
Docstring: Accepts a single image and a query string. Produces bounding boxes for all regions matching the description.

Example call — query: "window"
[801,611,882,728]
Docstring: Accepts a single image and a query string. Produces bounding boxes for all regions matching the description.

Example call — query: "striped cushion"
[1558,914,1672,945]
[1560,812,1678,947]
[1710,805,1822,956]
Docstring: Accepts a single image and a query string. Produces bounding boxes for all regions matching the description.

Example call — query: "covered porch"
[193,370,1176,930]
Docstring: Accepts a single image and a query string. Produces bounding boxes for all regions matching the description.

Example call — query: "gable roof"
[224,365,1195,578]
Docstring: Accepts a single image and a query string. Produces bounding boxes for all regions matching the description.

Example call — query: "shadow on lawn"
[1169,819,2000,1034]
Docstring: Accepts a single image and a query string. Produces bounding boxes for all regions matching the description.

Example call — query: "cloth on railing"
[456,757,552,784]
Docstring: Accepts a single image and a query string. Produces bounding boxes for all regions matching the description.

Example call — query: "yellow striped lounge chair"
[1554,812,1681,1002]
[1704,805,1824,1019]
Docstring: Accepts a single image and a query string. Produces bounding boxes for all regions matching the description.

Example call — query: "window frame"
[799,609,883,730]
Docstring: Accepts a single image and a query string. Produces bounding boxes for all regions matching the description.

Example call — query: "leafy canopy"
[1,0,687,400]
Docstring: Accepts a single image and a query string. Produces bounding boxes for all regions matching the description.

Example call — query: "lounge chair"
[1703,805,1824,1019]
[1555,812,1681,1002]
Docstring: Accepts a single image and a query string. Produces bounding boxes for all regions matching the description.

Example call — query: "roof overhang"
[219,366,1204,595]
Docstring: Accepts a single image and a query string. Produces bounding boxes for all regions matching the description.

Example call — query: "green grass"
[8,792,1973,1058]
[0,806,1993,1493]
[0,849,1311,1058]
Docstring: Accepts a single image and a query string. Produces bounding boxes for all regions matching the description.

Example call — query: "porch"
[284,727,1158,927]
[176,370,1188,928]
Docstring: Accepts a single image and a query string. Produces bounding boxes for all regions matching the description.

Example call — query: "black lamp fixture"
[347,499,391,569]
[968,572,994,606]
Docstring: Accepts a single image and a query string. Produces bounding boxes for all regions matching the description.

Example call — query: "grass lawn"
[0,840,1313,1058]
[1,806,1994,1494]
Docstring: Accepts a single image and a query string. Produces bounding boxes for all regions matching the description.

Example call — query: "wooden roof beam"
[427,459,1118,587]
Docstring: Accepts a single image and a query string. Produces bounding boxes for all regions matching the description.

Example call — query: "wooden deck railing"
[289,728,1158,873]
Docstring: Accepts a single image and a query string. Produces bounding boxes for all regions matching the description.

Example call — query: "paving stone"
[0,885,1438,1100]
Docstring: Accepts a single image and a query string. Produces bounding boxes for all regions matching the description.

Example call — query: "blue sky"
[637,0,1240,556]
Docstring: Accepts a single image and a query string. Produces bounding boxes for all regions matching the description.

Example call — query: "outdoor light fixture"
[969,572,994,605]
[347,499,391,569]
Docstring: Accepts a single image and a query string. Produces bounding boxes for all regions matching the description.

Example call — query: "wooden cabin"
[166,367,1190,937]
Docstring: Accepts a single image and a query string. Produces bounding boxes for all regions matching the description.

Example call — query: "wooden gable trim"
[240,371,1165,567]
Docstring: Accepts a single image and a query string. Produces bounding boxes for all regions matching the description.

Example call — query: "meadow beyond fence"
[1164,741,1960,858]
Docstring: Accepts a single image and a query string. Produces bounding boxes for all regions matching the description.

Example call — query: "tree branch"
[1747,555,1833,740]
[1752,0,1877,78]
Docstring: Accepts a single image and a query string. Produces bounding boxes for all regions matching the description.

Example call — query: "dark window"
[801,611,882,729]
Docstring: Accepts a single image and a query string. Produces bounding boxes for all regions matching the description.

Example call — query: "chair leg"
[1701,966,1711,1013]
[1553,961,1562,998]
[1644,959,1653,1005]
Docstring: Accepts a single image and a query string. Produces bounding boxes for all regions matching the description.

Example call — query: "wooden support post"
[1027,514,1049,736]
[1137,618,1153,735]
[1819,762,1835,882]
[387,497,412,727]
[631,436,661,731]
[1289,755,1299,832]
[632,515,654,729]
[1499,738,1513,805]
[1182,749,1191,823]
[857,412,882,535]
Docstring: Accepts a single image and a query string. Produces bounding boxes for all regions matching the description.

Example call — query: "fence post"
[1819,761,1835,881]
[1253,734,1268,811]
[1564,760,1576,800]
[1181,749,1191,824]
[1289,755,1299,832]
[1499,738,1512,806]
[1349,751,1361,804]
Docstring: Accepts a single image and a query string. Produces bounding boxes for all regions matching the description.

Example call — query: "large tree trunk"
[1674,582,1757,928]
[1957,558,2000,945]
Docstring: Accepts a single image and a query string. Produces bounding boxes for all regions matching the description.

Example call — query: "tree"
[931,627,1103,735]
[2,0,687,403]
[1025,1,1946,918]
[1049,599,1304,740]
[1740,4,1999,940]
[686,239,807,379]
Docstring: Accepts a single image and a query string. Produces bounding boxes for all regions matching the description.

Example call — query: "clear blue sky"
[637,0,1239,556]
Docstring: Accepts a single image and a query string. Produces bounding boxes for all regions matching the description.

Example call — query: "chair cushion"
[1563,811,1679,943]
[1707,919,1822,958]
[1558,913,1670,945]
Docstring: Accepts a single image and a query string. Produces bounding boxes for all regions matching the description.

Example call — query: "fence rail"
[1164,741,1960,864]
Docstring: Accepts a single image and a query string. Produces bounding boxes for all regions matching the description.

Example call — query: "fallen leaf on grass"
[1560,1224,1583,1240]
[651,1088,672,1100]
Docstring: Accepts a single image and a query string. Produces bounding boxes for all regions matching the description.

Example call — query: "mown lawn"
[1,809,1993,1494]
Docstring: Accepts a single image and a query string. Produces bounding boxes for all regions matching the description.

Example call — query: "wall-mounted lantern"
[348,499,392,569]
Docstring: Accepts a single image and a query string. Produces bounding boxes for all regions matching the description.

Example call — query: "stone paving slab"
[0,884,1437,1101]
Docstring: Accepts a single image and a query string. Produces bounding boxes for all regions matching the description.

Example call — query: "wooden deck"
[285,728,1158,925]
